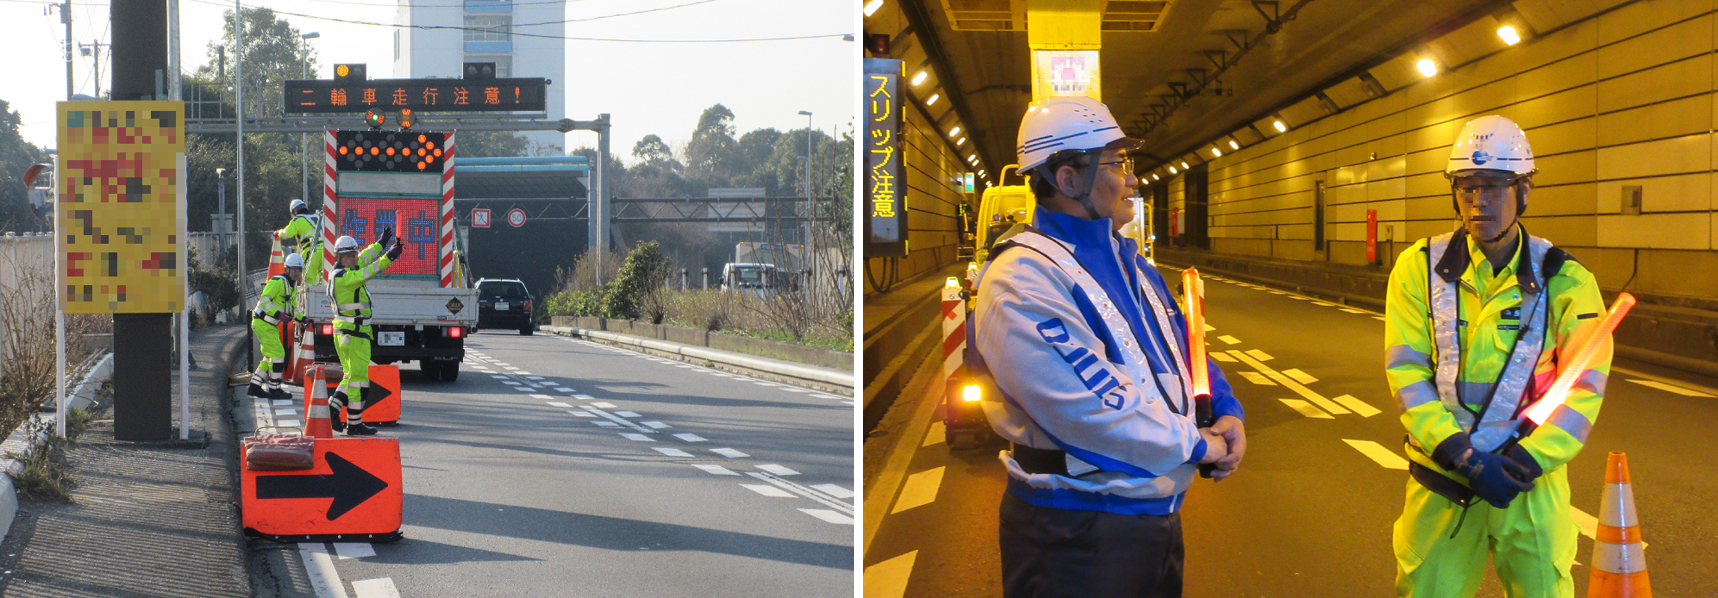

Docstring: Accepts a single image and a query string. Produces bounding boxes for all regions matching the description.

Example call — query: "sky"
[0,0,856,160]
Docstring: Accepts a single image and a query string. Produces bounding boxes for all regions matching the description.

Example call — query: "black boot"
[328,392,348,433]
[268,387,293,402]
[346,422,378,435]
[247,382,269,398]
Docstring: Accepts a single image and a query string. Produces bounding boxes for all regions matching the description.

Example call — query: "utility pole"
[79,43,108,99]
[235,0,248,368]
[299,32,320,210]
[59,0,71,100]
[799,110,813,285]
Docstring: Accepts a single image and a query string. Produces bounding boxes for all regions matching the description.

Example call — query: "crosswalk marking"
[594,421,621,428]
[1330,394,1383,417]
[741,483,796,497]
[530,394,553,399]
[865,551,918,598]
[546,402,572,408]
[568,411,595,417]
[1281,368,1317,384]
[1343,439,1408,469]
[615,411,640,418]
[1279,399,1334,419]
[591,402,617,408]
[892,466,945,514]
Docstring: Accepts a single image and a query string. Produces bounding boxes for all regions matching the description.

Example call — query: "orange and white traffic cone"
[302,365,333,439]
[1589,451,1651,597]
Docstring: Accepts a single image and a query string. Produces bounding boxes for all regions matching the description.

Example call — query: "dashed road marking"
[642,421,670,429]
[1330,394,1383,417]
[546,402,572,408]
[1279,399,1334,419]
[581,406,658,433]
[741,483,796,497]
[275,409,299,416]
[615,411,640,418]
[1373,316,1387,322]
[1626,378,1717,398]
[572,394,595,400]
[812,484,855,499]
[502,381,520,385]
[529,394,553,399]
[594,421,621,428]
[332,542,375,559]
[1340,308,1367,314]
[297,543,350,598]
[865,550,918,598]
[351,577,399,598]
[1343,439,1408,469]
[619,432,654,441]
[923,422,946,447]
[674,433,707,442]
[653,447,693,457]
[757,464,799,476]
[1571,505,1598,540]
[799,509,854,524]
[1211,352,1236,362]
[891,466,945,514]
[1238,372,1275,386]
[1231,350,1350,415]
[1244,349,1274,361]
[1218,335,1241,345]
[748,472,855,514]
[1281,368,1317,384]
[490,375,508,379]
[591,401,616,408]
[693,464,738,475]
[272,399,294,406]
[568,411,595,417]
[515,371,533,375]
[553,387,575,393]
[712,448,748,458]
[526,376,545,380]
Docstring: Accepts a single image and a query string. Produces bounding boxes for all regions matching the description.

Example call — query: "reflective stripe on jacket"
[1385,224,1609,483]
[327,242,392,331]
[279,215,318,257]
[974,207,1241,516]
[253,275,294,325]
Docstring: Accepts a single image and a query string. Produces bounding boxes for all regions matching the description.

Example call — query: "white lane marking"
[572,394,595,400]
[865,550,917,598]
[812,484,855,499]
[1281,368,1317,384]
[615,411,640,418]
[272,399,295,406]
[1244,349,1274,361]
[1279,399,1334,419]
[1238,372,1276,386]
[1218,335,1241,345]
[1627,378,1717,398]
[569,411,596,417]
[580,406,658,433]
[526,376,545,380]
[779,387,809,393]
[547,402,572,408]
[1343,439,1409,470]
[351,577,400,598]
[1613,366,1718,397]
[799,509,855,524]
[642,421,669,429]
[693,464,738,475]
[553,387,575,393]
[1211,352,1237,362]
[653,447,693,457]
[748,472,855,513]
[530,394,553,399]
[923,422,946,447]
[619,432,654,441]
[331,542,375,559]
[757,464,800,476]
[1230,350,1351,415]
[275,409,300,416]
[844,401,855,405]
[741,483,796,498]
[298,543,351,598]
[1373,316,1387,322]
[490,375,509,379]
[591,402,617,408]
[504,366,520,370]
[1331,394,1383,418]
[1288,296,1310,301]
[810,394,841,400]
[502,381,520,385]
[515,387,539,392]
[594,422,621,428]
[755,382,780,387]
[674,433,708,442]
[712,448,748,458]
[515,371,534,375]
[1340,308,1367,314]
[891,466,946,514]
[278,420,303,429]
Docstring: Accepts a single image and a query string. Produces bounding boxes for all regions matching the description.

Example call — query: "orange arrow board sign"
[242,436,402,542]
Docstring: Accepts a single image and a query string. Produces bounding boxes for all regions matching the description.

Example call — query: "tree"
[684,104,739,179]
[0,100,51,233]
[455,130,529,158]
[195,7,317,120]
[631,134,676,167]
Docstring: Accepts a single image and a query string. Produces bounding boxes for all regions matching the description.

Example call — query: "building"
[393,0,566,152]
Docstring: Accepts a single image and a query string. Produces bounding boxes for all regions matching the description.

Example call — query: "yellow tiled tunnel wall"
[866,95,968,290]
[1182,0,1718,301]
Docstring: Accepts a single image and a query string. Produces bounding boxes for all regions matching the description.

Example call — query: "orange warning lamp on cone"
[1589,452,1651,597]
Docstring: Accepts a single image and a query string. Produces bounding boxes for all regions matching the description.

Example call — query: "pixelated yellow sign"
[56,101,187,313]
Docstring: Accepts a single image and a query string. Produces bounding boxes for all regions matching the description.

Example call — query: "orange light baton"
[1183,268,1218,478]
[1498,292,1635,453]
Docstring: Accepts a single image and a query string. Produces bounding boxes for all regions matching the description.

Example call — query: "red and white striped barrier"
[942,277,967,384]
[438,132,456,287]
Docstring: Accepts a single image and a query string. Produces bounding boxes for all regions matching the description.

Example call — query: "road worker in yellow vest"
[1384,115,1610,598]
[328,229,403,436]
[248,253,305,401]
[276,199,318,263]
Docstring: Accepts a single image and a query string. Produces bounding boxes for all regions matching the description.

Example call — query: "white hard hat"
[1446,115,1535,178]
[284,253,305,269]
[289,199,310,215]
[1016,96,1136,173]
[334,236,360,254]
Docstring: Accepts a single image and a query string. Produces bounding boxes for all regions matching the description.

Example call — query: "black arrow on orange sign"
[256,452,389,520]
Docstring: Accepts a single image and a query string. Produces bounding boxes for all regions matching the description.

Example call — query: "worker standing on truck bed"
[328,229,404,436]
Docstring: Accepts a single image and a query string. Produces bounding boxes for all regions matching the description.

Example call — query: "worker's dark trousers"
[999,492,1184,598]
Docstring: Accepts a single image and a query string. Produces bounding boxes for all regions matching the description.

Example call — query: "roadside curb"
[0,350,113,543]
[543,325,854,394]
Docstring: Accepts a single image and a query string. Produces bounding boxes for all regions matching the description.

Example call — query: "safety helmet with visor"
[1016,96,1139,219]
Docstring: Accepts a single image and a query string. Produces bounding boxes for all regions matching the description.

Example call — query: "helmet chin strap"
[1056,151,1106,220]
[1476,183,1525,244]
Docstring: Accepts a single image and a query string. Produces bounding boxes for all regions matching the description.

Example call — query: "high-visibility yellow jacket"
[1385,226,1609,483]
[327,243,392,337]
[253,274,296,326]
[278,214,318,259]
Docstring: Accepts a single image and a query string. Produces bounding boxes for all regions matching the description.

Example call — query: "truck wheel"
[419,360,438,380]
[441,362,460,381]
[520,323,533,336]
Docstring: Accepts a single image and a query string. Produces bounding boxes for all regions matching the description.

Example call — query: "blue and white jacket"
[974,207,1243,515]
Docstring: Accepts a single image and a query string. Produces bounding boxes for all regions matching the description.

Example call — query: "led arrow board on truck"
[336,131,447,173]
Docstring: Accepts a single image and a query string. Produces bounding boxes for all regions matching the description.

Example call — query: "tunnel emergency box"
[299,130,477,382]
[241,436,403,542]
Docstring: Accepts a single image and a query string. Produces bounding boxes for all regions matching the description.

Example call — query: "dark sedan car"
[475,278,534,335]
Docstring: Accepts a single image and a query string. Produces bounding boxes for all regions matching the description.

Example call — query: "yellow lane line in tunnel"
[890,466,946,515]
[1228,350,1350,416]
[863,550,918,598]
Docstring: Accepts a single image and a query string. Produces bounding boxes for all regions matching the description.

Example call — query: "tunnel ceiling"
[880,0,1509,178]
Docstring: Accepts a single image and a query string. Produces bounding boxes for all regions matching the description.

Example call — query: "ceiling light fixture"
[1416,58,1439,77]
[1497,25,1521,46]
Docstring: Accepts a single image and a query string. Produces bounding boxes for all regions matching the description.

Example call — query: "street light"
[300,32,320,214]
[798,110,813,286]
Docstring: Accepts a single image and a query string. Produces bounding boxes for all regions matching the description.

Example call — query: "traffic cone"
[1589,451,1651,597]
[302,365,333,439]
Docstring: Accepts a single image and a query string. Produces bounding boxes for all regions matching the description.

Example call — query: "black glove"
[1458,449,1536,508]
[385,241,404,260]
[378,227,395,248]
[1502,443,1544,482]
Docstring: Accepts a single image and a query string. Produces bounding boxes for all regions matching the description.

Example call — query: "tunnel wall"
[1182,0,1718,308]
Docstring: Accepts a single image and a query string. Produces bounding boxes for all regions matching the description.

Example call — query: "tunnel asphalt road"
[316,332,855,597]
[864,266,1718,597]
